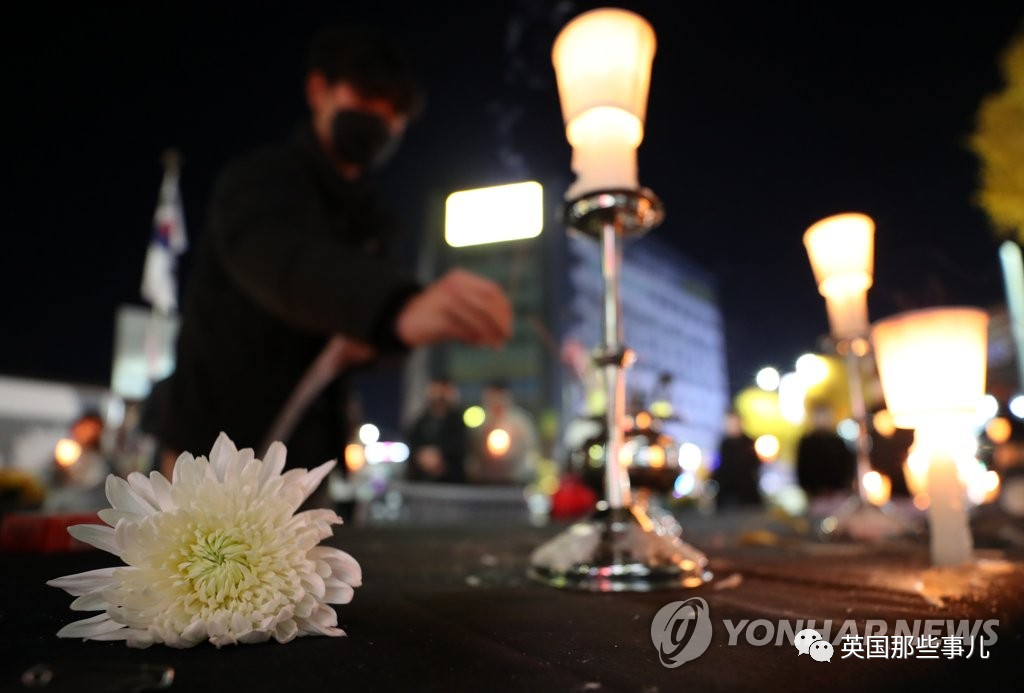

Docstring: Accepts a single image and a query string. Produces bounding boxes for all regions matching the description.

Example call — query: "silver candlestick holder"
[529,188,711,591]
[819,337,915,542]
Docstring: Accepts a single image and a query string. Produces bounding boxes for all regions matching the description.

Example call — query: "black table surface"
[2,510,1023,693]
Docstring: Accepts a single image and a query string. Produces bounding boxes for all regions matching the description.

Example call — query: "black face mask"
[330,110,398,170]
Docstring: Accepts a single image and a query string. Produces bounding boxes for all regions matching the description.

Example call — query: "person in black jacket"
[796,405,857,499]
[405,378,468,483]
[713,410,762,508]
[151,26,511,478]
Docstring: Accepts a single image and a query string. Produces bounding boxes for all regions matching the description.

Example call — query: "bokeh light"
[754,434,780,462]
[358,423,380,445]
[463,406,486,428]
[54,438,81,468]
[778,373,807,425]
[795,354,829,387]
[487,428,511,457]
[679,442,702,472]
[978,394,1000,421]
[755,367,781,391]
[344,443,365,473]
[862,470,891,506]
[872,409,896,438]
[836,418,859,442]
[986,417,1012,444]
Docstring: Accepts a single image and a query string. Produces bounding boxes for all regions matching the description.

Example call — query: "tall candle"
[824,290,869,341]
[552,8,656,199]
[872,307,987,566]
[925,452,973,566]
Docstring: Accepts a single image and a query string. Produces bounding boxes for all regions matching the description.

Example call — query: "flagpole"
[142,149,186,387]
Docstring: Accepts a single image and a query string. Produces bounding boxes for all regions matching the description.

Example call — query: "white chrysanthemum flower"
[48,433,361,649]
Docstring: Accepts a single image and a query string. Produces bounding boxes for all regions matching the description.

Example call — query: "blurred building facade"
[408,188,731,460]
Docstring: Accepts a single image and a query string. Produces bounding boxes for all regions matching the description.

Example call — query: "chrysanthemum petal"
[295,594,316,618]
[106,476,153,517]
[181,620,208,642]
[277,468,309,501]
[301,571,326,599]
[148,471,176,510]
[126,631,156,649]
[70,591,110,611]
[47,567,118,596]
[98,509,136,527]
[323,582,354,605]
[82,629,131,641]
[86,630,133,638]
[294,509,343,542]
[209,432,238,481]
[115,521,141,563]
[169,631,206,649]
[238,630,271,644]
[309,547,362,587]
[207,614,229,638]
[126,472,160,510]
[67,524,122,556]
[170,452,195,486]
[56,613,125,639]
[309,604,338,628]
[298,606,345,637]
[274,619,298,643]
[300,460,336,502]
[223,446,251,483]
[260,441,287,488]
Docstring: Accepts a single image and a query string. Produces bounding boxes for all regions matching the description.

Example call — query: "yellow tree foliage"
[971,33,1024,244]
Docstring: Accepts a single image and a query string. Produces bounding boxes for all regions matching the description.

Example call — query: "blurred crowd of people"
[404,378,539,486]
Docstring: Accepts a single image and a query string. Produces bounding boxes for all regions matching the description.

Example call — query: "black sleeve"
[207,152,421,348]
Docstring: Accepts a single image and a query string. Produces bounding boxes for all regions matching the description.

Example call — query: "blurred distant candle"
[552,8,656,198]
[872,307,988,566]
[804,212,876,507]
[803,213,875,340]
[862,471,892,506]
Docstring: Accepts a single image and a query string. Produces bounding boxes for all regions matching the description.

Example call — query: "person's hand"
[323,334,376,373]
[396,269,511,348]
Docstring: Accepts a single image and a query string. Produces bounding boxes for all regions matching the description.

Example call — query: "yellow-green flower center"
[180,528,255,607]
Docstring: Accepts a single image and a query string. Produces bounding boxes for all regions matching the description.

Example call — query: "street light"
[530,8,709,592]
[872,307,988,565]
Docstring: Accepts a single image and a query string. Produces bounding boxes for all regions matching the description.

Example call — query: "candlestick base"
[529,505,711,592]
[818,495,917,543]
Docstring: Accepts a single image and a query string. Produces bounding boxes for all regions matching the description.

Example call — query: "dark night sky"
[5,1,1023,398]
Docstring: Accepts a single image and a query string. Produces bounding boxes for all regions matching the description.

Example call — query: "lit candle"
[803,213,875,340]
[552,8,656,198]
[862,470,892,507]
[872,307,988,566]
[921,440,973,566]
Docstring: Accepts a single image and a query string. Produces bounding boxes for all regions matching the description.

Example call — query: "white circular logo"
[650,597,713,668]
